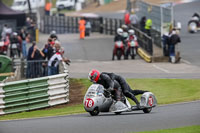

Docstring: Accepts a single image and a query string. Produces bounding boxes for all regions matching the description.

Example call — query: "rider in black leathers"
[88,70,147,109]
[94,72,122,101]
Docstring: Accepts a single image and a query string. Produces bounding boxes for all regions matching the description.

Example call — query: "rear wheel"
[89,107,99,116]
[143,107,152,113]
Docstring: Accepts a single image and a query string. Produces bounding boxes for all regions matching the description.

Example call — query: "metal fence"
[133,27,153,55]
[12,59,66,79]
[40,15,123,35]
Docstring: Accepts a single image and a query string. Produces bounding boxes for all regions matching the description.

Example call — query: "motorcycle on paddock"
[112,41,124,60]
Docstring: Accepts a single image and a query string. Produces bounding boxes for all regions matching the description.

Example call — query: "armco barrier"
[137,47,152,63]
[0,73,69,115]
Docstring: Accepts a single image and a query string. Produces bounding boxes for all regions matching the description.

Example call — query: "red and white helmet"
[88,69,100,82]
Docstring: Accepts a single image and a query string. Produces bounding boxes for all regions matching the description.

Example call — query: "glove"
[107,87,114,92]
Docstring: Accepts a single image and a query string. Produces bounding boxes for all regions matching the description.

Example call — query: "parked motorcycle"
[124,40,138,59]
[112,41,124,60]
[83,84,157,116]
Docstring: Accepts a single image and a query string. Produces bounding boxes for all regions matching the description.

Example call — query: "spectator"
[48,41,70,75]
[129,10,139,28]
[140,16,146,32]
[26,17,32,29]
[19,28,28,58]
[1,24,8,40]
[85,19,92,36]
[10,32,20,58]
[1,25,12,38]
[27,42,36,78]
[124,10,130,25]
[145,18,152,36]
[27,42,45,78]
[50,30,58,41]
[168,29,181,63]
[17,33,22,57]
[42,38,55,76]
[45,1,52,16]
[79,17,86,39]
[31,44,45,77]
[162,32,169,56]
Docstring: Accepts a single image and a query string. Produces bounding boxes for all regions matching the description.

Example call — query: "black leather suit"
[96,73,121,101]
[98,72,147,107]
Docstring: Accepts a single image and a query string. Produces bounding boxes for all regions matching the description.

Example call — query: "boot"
[130,94,142,109]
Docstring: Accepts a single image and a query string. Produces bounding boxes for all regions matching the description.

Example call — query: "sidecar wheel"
[89,107,99,116]
[115,112,122,115]
[143,108,152,113]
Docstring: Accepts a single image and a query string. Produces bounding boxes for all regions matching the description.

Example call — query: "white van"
[11,0,45,12]
[56,0,75,10]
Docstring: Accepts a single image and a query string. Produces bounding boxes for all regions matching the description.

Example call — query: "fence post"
[21,58,24,79]
[75,17,79,33]
[105,18,108,34]
[110,19,113,35]
[99,17,103,34]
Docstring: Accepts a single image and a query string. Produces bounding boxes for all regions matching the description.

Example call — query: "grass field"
[132,125,200,133]
[0,78,200,121]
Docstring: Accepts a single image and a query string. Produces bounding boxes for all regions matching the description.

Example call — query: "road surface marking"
[181,59,191,65]
[153,64,170,73]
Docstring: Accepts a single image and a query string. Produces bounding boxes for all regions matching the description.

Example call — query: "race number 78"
[85,98,94,108]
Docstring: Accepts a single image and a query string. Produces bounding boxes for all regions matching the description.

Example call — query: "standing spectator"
[19,28,28,58]
[45,1,52,16]
[124,10,130,25]
[79,17,86,39]
[27,42,36,78]
[50,31,58,41]
[10,32,20,58]
[168,29,181,63]
[85,19,92,36]
[129,11,139,28]
[42,38,55,76]
[140,16,146,32]
[26,17,32,29]
[162,32,169,56]
[17,33,22,58]
[27,42,44,78]
[31,44,45,77]
[145,18,152,36]
[48,41,70,75]
[1,24,8,40]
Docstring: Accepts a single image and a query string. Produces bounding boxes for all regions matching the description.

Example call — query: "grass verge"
[0,78,200,121]
[131,125,200,133]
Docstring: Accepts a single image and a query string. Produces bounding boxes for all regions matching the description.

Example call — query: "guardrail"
[0,73,69,115]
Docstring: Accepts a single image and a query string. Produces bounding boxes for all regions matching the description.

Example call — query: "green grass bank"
[0,78,200,121]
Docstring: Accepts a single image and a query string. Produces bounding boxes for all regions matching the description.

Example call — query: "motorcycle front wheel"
[143,107,152,113]
[116,49,122,60]
[89,107,99,116]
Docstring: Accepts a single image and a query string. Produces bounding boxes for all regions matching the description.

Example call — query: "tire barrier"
[0,73,69,115]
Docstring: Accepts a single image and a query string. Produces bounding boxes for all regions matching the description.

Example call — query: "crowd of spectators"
[0,17,35,58]
[124,10,152,37]
[26,31,70,78]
